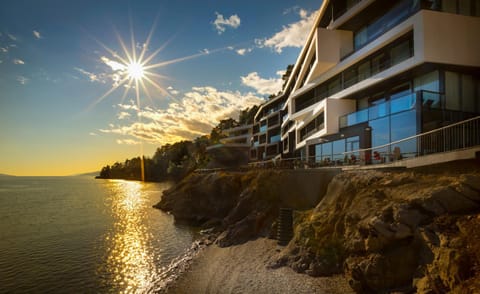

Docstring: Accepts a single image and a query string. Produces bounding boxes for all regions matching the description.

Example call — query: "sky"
[0,0,321,176]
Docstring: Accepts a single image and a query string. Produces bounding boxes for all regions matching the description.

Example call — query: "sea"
[0,175,199,293]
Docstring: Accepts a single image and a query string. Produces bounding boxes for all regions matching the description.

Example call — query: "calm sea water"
[0,176,198,293]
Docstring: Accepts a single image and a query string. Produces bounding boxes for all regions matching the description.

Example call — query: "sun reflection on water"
[102,180,157,293]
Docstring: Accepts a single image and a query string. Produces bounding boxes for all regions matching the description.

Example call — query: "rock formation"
[154,160,480,293]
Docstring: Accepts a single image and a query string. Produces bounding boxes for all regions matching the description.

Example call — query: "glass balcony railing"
[259,125,267,133]
[269,135,281,144]
[340,92,418,128]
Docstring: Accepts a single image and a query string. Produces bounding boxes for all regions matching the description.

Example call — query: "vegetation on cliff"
[97,106,258,181]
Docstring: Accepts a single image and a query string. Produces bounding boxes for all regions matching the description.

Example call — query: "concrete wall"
[277,169,342,209]
[420,10,480,67]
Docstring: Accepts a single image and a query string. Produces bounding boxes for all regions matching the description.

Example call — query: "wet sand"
[165,238,353,294]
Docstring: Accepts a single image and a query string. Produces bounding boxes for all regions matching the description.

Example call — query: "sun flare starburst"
[127,62,145,80]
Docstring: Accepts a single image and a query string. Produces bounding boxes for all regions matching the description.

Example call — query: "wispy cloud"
[7,33,17,41]
[99,86,263,145]
[212,12,241,34]
[74,67,99,82]
[167,86,179,96]
[33,30,42,39]
[258,9,316,53]
[13,58,25,65]
[17,76,29,85]
[241,72,283,95]
[100,56,126,71]
[116,139,141,145]
[236,48,253,56]
[89,132,98,136]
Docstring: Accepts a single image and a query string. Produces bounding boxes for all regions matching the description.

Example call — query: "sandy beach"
[165,238,353,294]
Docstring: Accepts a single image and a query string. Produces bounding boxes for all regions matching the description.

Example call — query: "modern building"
[206,124,253,168]
[250,95,286,161]
[279,0,480,165]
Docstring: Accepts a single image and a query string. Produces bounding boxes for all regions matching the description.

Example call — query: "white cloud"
[201,48,210,54]
[89,132,98,136]
[236,48,253,56]
[100,56,126,71]
[100,86,263,145]
[213,12,241,34]
[117,111,131,120]
[259,9,316,53]
[33,30,42,39]
[17,76,28,85]
[0,47,8,53]
[13,58,25,65]
[241,72,283,95]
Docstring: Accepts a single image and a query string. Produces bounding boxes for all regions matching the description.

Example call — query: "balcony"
[340,91,417,128]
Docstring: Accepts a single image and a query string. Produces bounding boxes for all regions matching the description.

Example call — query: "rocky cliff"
[154,160,480,293]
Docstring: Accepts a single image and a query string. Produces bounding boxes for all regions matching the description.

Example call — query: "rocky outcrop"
[273,161,480,293]
[154,169,339,247]
[155,159,480,293]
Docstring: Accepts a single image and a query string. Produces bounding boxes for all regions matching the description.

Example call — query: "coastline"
[164,237,353,294]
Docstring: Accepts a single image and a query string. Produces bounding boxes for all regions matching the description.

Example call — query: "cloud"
[0,47,8,53]
[167,86,179,96]
[100,86,263,145]
[258,9,316,53]
[100,56,126,71]
[7,33,17,41]
[17,76,28,85]
[213,12,241,34]
[117,111,131,120]
[236,48,253,56]
[241,72,283,95]
[33,30,42,39]
[89,132,98,136]
[116,139,141,145]
[13,58,25,65]
[74,67,100,82]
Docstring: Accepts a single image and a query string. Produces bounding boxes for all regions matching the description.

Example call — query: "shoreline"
[163,237,353,294]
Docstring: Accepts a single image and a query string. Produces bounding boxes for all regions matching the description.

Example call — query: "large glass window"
[414,71,440,108]
[391,110,417,159]
[322,142,333,161]
[445,71,461,111]
[390,40,411,65]
[370,117,390,147]
[462,74,475,112]
[332,139,346,161]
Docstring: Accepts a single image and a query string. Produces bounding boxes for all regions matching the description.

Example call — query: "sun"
[127,62,145,80]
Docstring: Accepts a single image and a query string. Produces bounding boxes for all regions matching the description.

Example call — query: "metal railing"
[342,115,480,165]
[248,116,480,169]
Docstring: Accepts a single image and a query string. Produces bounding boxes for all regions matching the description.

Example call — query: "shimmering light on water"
[102,181,157,292]
[0,176,197,293]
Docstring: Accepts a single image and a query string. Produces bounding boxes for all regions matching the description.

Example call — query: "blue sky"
[0,0,321,175]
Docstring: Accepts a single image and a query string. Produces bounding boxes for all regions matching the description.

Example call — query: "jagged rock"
[394,204,425,228]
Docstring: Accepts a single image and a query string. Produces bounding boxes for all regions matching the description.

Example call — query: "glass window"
[322,142,333,161]
[328,76,341,95]
[370,117,390,147]
[371,53,387,75]
[354,26,368,49]
[315,144,322,162]
[391,110,417,159]
[459,0,472,15]
[357,61,371,81]
[390,39,411,65]
[476,0,480,16]
[462,74,475,112]
[442,0,457,13]
[332,139,346,161]
[414,71,441,108]
[344,67,357,88]
[445,71,461,111]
